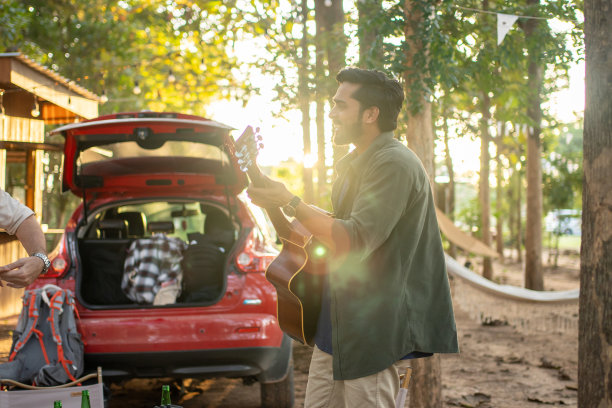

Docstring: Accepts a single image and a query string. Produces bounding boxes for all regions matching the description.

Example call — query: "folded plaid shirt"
[121,235,188,304]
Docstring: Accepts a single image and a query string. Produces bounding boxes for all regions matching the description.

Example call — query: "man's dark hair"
[336,68,404,132]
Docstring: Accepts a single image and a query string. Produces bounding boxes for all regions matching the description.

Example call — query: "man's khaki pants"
[304,346,410,408]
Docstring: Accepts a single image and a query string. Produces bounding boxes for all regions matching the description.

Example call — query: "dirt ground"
[0,251,579,407]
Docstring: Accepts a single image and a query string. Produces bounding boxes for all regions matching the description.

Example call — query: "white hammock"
[446,254,579,333]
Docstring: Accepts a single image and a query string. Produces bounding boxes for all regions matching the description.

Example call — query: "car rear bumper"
[80,311,284,353]
[86,334,293,383]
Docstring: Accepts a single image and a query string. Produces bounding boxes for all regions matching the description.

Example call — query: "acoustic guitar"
[231,126,326,346]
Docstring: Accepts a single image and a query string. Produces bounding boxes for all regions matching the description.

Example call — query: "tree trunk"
[579,0,612,404]
[479,92,493,279]
[523,0,544,290]
[508,172,516,261]
[405,104,435,177]
[299,0,314,204]
[516,166,522,263]
[314,0,347,167]
[443,111,456,258]
[403,1,442,404]
[357,0,383,67]
[404,96,442,408]
[495,122,505,259]
[314,0,326,206]
[315,98,326,206]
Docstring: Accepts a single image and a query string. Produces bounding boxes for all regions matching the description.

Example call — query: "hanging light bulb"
[168,69,176,83]
[0,89,5,116]
[199,58,207,71]
[133,80,142,95]
[100,90,109,103]
[31,97,41,118]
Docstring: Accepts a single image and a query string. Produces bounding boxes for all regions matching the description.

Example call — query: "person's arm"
[246,178,349,255]
[0,215,47,288]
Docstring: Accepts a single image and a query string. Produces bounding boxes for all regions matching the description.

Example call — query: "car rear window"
[78,141,227,166]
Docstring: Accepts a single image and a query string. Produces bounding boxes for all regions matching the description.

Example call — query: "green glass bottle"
[161,384,172,405]
[81,389,91,408]
[53,401,62,408]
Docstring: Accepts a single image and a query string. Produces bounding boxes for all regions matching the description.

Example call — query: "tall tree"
[440,97,457,257]
[298,0,314,203]
[494,122,506,258]
[522,0,545,290]
[518,0,582,289]
[357,0,384,67]
[315,0,347,172]
[314,1,327,205]
[579,0,612,404]
[479,91,494,278]
[403,1,444,405]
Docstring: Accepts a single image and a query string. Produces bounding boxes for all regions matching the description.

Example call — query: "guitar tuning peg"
[258,143,264,150]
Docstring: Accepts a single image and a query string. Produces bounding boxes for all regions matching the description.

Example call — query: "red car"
[31,112,293,407]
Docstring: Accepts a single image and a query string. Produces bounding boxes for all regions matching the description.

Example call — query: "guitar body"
[232,126,327,346]
[265,230,326,346]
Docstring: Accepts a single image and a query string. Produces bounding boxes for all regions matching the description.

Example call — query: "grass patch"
[544,233,581,251]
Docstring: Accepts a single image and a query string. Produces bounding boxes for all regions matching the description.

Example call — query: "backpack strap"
[41,284,64,314]
[9,291,41,361]
[31,327,51,366]
[46,288,78,383]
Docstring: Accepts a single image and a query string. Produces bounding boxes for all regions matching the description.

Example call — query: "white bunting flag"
[497,13,519,45]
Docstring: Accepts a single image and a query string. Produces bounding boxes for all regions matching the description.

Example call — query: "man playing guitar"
[247,67,458,408]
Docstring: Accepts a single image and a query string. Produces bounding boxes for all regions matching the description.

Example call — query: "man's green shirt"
[328,131,459,380]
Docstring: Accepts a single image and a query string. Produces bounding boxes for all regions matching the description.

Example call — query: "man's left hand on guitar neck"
[246,176,349,256]
[246,177,294,209]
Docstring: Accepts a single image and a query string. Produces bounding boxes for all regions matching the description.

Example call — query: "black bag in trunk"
[179,234,227,303]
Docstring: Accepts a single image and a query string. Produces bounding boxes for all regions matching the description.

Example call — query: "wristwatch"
[282,196,302,217]
[31,252,50,274]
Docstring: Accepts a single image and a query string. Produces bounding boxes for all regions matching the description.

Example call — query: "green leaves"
[0,0,30,50]
[0,0,263,115]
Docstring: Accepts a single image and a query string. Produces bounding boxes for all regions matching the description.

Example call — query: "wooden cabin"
[0,53,100,318]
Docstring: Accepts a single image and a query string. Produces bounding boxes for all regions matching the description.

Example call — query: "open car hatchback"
[30,112,293,407]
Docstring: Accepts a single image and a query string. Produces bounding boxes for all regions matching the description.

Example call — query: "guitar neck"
[245,164,268,189]
[246,163,293,239]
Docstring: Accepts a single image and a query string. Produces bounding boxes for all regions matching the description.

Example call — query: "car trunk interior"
[76,200,238,308]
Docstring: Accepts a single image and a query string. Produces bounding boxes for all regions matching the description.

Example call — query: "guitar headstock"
[234,125,264,173]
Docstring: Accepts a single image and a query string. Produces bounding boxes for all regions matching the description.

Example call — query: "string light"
[100,90,109,103]
[133,80,142,95]
[168,69,176,83]
[31,97,41,118]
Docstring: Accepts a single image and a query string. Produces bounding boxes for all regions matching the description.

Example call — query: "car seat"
[147,221,175,235]
[117,212,147,238]
[97,219,128,239]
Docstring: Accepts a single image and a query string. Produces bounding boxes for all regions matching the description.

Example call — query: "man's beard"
[333,121,363,146]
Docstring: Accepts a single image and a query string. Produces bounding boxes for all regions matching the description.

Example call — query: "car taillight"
[42,235,70,278]
[235,229,276,273]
